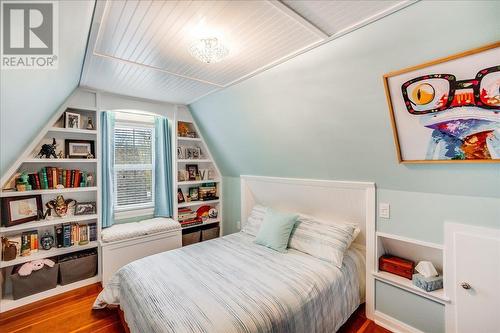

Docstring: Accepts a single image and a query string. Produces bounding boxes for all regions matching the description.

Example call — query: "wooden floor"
[0,283,390,333]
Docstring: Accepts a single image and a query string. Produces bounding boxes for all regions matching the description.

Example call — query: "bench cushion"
[101,217,180,243]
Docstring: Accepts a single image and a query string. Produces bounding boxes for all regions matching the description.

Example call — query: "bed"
[94,176,376,333]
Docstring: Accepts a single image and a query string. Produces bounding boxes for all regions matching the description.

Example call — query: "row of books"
[27,167,93,190]
[178,208,202,228]
[3,223,97,260]
[54,223,97,248]
[199,183,218,201]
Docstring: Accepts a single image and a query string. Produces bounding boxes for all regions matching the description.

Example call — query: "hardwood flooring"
[0,283,391,333]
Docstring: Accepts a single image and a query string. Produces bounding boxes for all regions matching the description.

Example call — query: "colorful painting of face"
[384,42,500,163]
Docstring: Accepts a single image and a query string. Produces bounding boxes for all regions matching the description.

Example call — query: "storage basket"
[11,263,59,300]
[59,253,97,285]
[201,227,219,241]
[182,230,201,246]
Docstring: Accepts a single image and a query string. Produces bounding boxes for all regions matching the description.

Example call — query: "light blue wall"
[0,1,95,176]
[190,1,500,331]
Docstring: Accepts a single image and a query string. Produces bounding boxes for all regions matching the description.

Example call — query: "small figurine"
[86,117,95,130]
[208,208,218,219]
[45,195,76,218]
[40,232,54,250]
[36,138,58,159]
[16,172,31,191]
[57,150,64,159]
[86,174,94,187]
[86,152,94,159]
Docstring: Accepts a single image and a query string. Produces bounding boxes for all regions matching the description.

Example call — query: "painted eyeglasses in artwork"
[401,65,499,160]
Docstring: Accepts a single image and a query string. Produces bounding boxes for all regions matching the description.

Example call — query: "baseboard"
[374,311,425,333]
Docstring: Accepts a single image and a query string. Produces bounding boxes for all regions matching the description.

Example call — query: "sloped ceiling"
[80,0,414,104]
[0,1,95,176]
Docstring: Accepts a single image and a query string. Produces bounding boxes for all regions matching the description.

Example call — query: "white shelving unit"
[174,106,223,241]
[0,89,102,313]
[373,231,450,305]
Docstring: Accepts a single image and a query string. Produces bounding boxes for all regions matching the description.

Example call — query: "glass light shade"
[189,38,229,64]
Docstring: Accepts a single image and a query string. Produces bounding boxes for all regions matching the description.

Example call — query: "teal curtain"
[154,116,173,217]
[101,111,115,228]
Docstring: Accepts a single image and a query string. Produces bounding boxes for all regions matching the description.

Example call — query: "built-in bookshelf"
[174,106,222,241]
[0,89,101,312]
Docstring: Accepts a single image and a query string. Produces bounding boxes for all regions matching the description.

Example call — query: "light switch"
[379,203,390,219]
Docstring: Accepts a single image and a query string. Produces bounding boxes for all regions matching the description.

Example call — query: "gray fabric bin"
[182,230,201,246]
[202,227,220,241]
[11,264,59,300]
[59,254,97,285]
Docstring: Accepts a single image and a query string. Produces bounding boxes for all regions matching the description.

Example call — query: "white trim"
[114,207,154,220]
[267,0,329,38]
[376,231,444,250]
[374,310,425,333]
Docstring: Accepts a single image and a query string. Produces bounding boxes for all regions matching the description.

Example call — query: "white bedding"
[94,232,365,333]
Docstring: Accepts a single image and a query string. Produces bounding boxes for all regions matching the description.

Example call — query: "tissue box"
[412,273,443,292]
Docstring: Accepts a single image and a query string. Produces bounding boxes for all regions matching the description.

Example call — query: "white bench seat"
[101,217,182,284]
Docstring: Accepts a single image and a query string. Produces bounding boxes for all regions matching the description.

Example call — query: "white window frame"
[113,121,155,216]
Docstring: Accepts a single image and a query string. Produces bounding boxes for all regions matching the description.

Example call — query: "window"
[114,123,154,211]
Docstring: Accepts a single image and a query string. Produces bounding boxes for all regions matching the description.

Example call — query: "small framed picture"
[177,188,185,203]
[1,195,42,227]
[186,164,198,181]
[65,112,81,129]
[185,147,201,159]
[189,187,199,201]
[74,202,96,215]
[65,139,95,158]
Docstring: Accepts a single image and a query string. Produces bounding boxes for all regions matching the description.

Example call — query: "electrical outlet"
[379,203,390,219]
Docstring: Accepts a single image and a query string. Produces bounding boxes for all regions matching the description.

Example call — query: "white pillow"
[288,214,359,268]
[241,205,267,236]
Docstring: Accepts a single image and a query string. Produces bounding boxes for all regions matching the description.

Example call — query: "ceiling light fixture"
[189,37,229,64]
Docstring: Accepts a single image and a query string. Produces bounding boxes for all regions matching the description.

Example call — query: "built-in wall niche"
[53,108,97,131]
[30,135,96,160]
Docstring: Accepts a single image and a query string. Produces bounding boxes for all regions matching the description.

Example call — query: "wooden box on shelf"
[379,254,415,280]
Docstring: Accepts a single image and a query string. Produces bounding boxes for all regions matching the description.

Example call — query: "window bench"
[101,218,182,284]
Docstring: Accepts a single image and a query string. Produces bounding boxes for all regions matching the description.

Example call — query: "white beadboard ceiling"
[81,0,415,104]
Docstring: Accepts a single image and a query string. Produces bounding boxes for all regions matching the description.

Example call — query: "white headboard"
[240,175,376,319]
[240,175,375,246]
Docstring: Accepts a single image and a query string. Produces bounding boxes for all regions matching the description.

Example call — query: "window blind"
[114,125,154,210]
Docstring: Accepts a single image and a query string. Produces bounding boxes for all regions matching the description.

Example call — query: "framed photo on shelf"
[65,139,95,158]
[177,188,185,203]
[177,147,185,159]
[74,202,96,215]
[189,187,199,201]
[185,147,201,159]
[65,112,81,129]
[186,164,198,181]
[1,195,42,227]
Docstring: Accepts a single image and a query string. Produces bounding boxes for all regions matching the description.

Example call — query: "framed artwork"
[65,139,95,158]
[1,195,42,226]
[186,164,198,181]
[384,42,499,163]
[189,187,199,201]
[65,112,81,129]
[74,202,96,215]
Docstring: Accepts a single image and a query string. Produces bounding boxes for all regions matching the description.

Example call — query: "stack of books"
[199,183,218,201]
[27,167,92,190]
[55,223,97,248]
[178,208,202,228]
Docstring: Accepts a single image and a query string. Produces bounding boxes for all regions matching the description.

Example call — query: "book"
[34,173,41,189]
[28,230,38,253]
[89,223,97,241]
[70,170,76,188]
[20,233,31,256]
[78,225,89,245]
[52,168,57,188]
[65,170,71,188]
[55,224,63,248]
[63,223,71,247]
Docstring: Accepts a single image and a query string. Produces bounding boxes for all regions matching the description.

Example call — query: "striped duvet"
[94,232,364,333]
